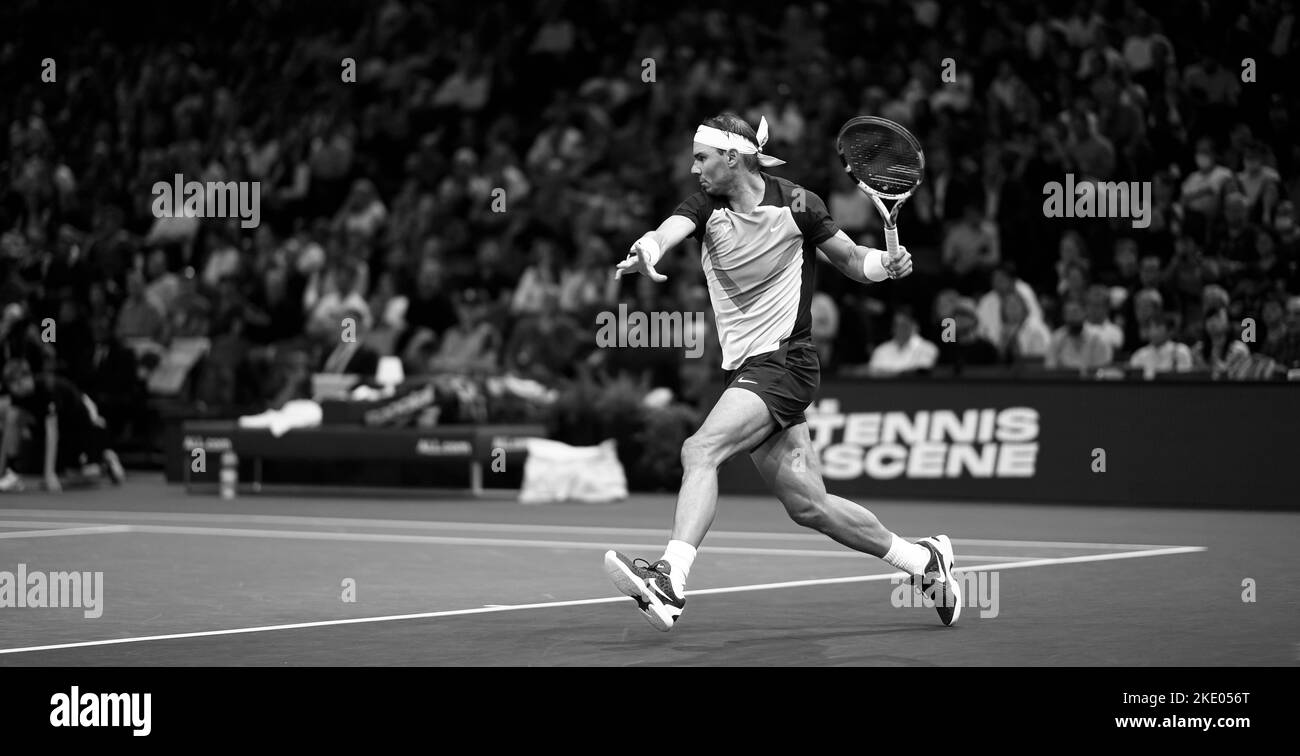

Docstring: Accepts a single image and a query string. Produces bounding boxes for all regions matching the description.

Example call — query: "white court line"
[0,546,1205,656]
[10,522,1025,562]
[0,525,132,540]
[0,509,1186,550]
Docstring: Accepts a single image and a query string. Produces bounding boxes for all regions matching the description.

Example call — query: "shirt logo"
[736,377,758,385]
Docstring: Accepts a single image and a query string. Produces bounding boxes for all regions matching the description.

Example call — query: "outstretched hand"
[614,238,667,282]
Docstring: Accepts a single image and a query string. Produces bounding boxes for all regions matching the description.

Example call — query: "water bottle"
[220,450,238,499]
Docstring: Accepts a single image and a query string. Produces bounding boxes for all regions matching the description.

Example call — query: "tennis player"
[604,113,959,631]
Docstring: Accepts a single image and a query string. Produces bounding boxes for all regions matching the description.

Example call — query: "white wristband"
[862,247,889,282]
[635,235,663,266]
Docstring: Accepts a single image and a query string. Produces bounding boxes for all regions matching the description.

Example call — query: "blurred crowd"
[1,0,1298,448]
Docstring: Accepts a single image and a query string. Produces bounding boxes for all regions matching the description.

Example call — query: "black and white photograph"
[0,0,1294,740]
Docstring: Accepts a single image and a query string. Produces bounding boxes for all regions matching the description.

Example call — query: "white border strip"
[0,525,132,540]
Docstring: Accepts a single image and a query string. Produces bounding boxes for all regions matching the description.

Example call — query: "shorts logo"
[736,377,757,385]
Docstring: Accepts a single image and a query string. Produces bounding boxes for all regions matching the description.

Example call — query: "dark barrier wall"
[718,380,1300,509]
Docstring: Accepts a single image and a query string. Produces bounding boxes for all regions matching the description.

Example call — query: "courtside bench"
[179,421,544,496]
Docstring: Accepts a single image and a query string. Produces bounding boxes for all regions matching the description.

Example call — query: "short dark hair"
[701,113,760,172]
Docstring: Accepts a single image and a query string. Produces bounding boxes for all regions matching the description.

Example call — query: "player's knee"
[680,433,720,471]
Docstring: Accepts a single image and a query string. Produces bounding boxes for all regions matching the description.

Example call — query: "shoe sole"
[603,550,678,632]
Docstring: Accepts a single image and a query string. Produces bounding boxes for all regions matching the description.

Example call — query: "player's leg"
[604,387,775,631]
[751,422,962,625]
[671,387,776,547]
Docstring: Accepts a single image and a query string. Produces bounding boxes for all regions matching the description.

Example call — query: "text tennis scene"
[0,0,1293,743]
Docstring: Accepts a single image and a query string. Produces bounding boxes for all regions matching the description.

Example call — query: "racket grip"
[883,225,899,258]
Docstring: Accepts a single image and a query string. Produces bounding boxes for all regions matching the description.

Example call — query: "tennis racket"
[835,116,925,262]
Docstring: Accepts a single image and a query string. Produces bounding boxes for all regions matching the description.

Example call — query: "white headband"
[693,116,787,167]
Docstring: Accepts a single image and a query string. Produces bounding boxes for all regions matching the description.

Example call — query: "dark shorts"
[722,339,820,432]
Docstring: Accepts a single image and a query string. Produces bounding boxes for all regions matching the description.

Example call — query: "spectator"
[1191,306,1251,379]
[1259,296,1288,357]
[1046,298,1114,371]
[503,297,582,384]
[421,288,501,375]
[1263,296,1300,371]
[1123,287,1164,350]
[865,307,938,376]
[1236,142,1281,224]
[334,179,388,240]
[942,204,999,294]
[1165,235,1216,316]
[1180,138,1234,234]
[1099,237,1142,291]
[1129,313,1194,378]
[995,290,1051,362]
[142,248,183,315]
[402,257,458,351]
[305,259,371,338]
[1065,110,1116,181]
[937,299,999,369]
[976,262,1043,345]
[511,234,562,316]
[465,238,518,305]
[1206,192,1257,273]
[1083,284,1124,351]
[558,236,617,317]
[318,306,380,377]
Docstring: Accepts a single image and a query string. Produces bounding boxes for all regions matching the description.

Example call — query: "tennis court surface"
[0,475,1294,666]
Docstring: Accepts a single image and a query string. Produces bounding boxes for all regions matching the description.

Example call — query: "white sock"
[660,540,697,593]
[882,534,931,575]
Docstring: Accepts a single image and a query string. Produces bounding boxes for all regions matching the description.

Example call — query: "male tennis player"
[604,113,959,631]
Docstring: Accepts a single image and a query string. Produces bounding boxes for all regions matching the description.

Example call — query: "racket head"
[835,116,925,200]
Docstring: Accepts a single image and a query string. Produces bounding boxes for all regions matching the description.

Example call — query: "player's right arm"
[614,215,696,282]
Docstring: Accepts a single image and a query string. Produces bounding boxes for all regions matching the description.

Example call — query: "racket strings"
[842,127,923,194]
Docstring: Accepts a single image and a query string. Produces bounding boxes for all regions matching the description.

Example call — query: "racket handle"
[883,225,899,258]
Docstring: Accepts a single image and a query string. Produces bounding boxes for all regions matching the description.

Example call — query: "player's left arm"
[817,229,912,284]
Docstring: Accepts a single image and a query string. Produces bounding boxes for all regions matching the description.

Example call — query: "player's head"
[691,113,784,195]
[3,359,35,397]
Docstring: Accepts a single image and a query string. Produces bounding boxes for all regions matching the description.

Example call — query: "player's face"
[691,143,732,194]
